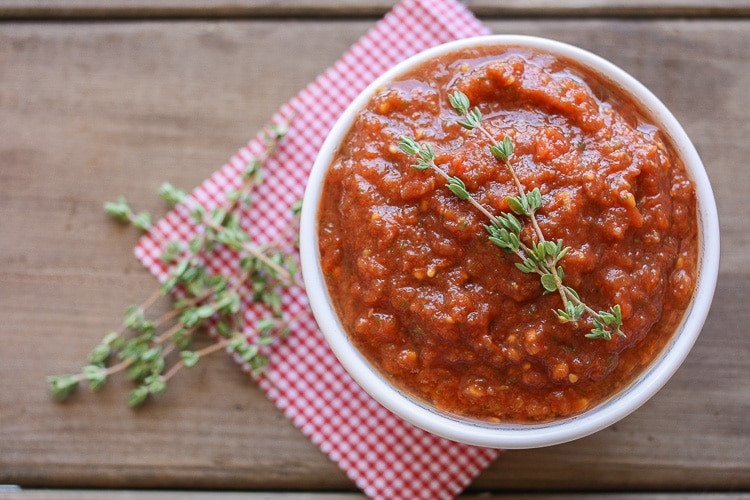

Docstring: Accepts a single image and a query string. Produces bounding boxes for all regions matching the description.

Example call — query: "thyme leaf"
[398,90,626,340]
[48,116,305,405]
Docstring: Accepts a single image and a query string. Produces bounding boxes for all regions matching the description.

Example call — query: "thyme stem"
[399,90,625,341]
[48,116,303,404]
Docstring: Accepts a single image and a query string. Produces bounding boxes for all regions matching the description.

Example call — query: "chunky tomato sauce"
[317,47,698,423]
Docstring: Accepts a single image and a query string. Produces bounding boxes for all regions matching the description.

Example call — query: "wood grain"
[3,492,748,500]
[1,0,750,19]
[0,14,747,496]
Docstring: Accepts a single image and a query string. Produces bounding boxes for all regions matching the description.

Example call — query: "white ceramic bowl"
[300,35,720,448]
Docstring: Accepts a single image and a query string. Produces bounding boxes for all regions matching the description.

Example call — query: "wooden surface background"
[1,1,748,498]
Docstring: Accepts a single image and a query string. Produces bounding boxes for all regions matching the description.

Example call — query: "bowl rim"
[299,34,720,448]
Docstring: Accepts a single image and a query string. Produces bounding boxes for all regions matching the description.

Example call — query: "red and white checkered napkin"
[135,0,500,497]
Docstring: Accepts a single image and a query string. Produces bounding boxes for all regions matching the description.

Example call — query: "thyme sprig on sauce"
[48,120,303,405]
[398,91,625,340]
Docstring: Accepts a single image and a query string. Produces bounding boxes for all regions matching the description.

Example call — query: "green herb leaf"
[506,195,530,216]
[457,107,482,130]
[132,211,152,232]
[448,91,471,115]
[158,182,188,206]
[515,258,538,274]
[256,317,277,334]
[290,199,303,216]
[160,240,182,264]
[540,273,558,293]
[48,375,80,400]
[400,93,626,341]
[179,308,201,329]
[398,136,422,156]
[489,135,514,162]
[191,205,206,223]
[527,188,542,213]
[87,343,111,365]
[210,208,228,226]
[497,212,522,235]
[242,159,262,181]
[83,365,107,391]
[447,177,470,200]
[195,304,216,319]
[556,301,585,324]
[48,114,301,406]
[103,197,133,223]
[398,136,436,170]
[145,374,167,395]
[180,350,200,368]
[128,385,149,407]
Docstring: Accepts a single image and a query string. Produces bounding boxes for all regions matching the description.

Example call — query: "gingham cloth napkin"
[135,0,500,497]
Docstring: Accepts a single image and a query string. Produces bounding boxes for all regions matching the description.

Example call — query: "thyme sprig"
[49,119,304,405]
[398,91,625,340]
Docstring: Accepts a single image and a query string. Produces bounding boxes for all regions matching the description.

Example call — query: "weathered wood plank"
[2,491,749,500]
[0,17,747,494]
[0,19,368,492]
[0,0,750,19]
[3,491,748,500]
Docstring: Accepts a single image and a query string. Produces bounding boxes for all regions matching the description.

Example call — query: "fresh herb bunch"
[48,120,304,406]
[399,91,625,340]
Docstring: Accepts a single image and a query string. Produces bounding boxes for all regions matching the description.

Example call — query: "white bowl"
[300,35,720,448]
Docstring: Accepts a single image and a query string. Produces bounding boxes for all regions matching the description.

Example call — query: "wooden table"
[1,1,748,498]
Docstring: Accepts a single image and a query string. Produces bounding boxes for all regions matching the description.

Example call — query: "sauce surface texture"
[318,46,698,423]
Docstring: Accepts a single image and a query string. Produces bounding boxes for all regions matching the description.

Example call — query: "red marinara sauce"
[317,47,698,423]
